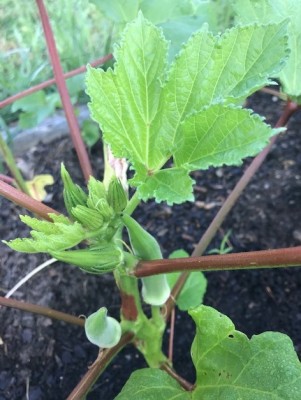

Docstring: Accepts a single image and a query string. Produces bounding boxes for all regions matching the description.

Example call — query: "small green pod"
[122,214,170,305]
[85,307,121,348]
[107,177,128,213]
[122,214,162,260]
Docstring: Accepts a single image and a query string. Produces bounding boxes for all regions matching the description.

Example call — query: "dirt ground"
[1,91,301,399]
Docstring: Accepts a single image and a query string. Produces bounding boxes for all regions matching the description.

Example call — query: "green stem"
[124,191,140,215]
[0,134,30,195]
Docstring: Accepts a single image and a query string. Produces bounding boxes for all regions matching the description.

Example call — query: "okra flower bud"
[71,205,104,230]
[122,214,171,306]
[51,246,123,274]
[85,307,121,348]
[61,164,87,216]
[107,177,128,213]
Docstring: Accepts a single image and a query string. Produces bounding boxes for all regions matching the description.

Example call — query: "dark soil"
[1,92,301,399]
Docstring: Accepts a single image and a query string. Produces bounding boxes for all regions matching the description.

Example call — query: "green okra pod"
[122,214,170,306]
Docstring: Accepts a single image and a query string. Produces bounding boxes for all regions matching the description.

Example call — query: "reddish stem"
[161,363,194,391]
[36,0,93,182]
[134,246,301,277]
[0,296,84,327]
[0,174,15,185]
[0,54,112,110]
[0,179,58,220]
[67,332,134,400]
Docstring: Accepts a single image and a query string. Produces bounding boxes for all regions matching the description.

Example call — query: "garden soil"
[1,92,301,399]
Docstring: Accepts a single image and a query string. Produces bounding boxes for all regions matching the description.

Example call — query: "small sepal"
[85,307,122,348]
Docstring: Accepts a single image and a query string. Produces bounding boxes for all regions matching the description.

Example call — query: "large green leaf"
[233,0,301,100]
[87,14,288,205]
[159,21,288,150]
[190,306,301,399]
[114,368,191,400]
[174,104,283,170]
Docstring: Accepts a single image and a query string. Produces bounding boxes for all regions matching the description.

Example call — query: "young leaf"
[234,0,301,100]
[190,305,301,399]
[167,250,207,311]
[87,12,169,175]
[160,21,288,150]
[174,105,283,171]
[115,368,191,400]
[135,168,195,205]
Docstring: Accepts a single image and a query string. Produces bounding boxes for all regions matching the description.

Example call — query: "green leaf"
[140,0,194,25]
[135,168,195,205]
[174,105,283,170]
[167,250,207,310]
[190,305,301,399]
[87,15,289,205]
[90,0,139,24]
[233,0,301,99]
[4,219,86,253]
[160,21,288,150]
[20,215,61,235]
[87,12,169,175]
[11,91,46,113]
[115,368,191,400]
[81,119,100,148]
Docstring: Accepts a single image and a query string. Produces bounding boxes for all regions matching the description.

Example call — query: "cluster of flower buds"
[5,165,131,275]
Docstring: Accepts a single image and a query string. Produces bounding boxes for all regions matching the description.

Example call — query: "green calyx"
[85,307,122,348]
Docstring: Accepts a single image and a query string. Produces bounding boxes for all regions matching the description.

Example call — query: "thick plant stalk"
[0,179,58,220]
[164,100,300,318]
[0,54,112,110]
[0,296,84,327]
[0,134,30,195]
[134,246,301,277]
[36,0,93,182]
[67,332,134,400]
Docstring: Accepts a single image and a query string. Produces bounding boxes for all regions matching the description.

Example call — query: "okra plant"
[3,3,301,398]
